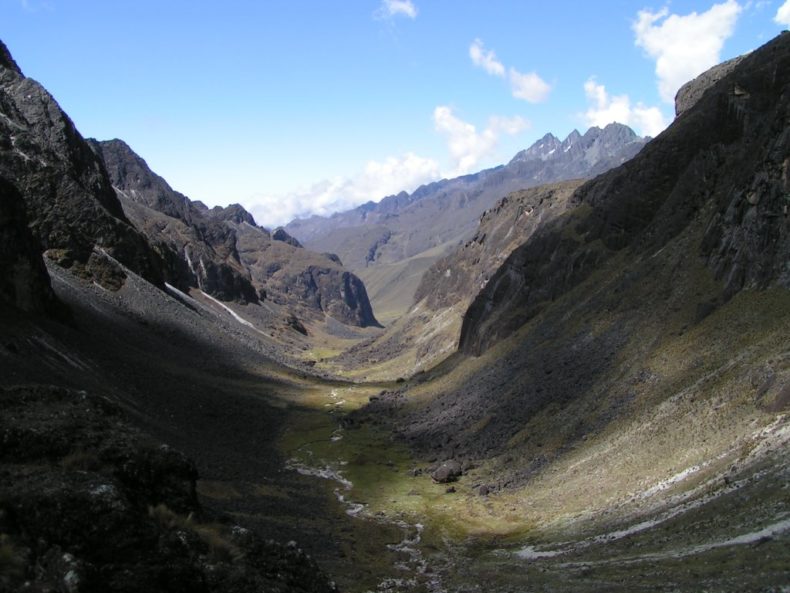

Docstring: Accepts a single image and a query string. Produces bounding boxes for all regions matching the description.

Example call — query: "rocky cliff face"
[92,138,259,303]
[413,180,583,311]
[0,41,163,290]
[93,138,379,326]
[0,176,60,315]
[232,220,379,327]
[675,54,746,116]
[460,33,790,356]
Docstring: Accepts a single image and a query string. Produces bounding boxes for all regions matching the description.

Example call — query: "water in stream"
[286,389,446,593]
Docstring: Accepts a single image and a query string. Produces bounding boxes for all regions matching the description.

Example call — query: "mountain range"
[285,123,647,323]
[1,31,789,593]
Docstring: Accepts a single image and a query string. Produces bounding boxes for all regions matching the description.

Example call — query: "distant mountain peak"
[272,227,303,248]
[210,203,257,226]
[509,124,642,166]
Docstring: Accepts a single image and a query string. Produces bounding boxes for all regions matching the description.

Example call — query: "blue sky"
[2,0,787,226]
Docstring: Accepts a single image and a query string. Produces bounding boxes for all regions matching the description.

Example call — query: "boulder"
[430,460,462,483]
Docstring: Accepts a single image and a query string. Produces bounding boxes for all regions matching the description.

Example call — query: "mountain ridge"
[0,40,165,290]
[92,138,380,329]
[286,123,647,322]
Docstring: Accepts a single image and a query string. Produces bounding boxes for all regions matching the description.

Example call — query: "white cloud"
[509,68,552,103]
[469,39,505,77]
[433,106,529,175]
[19,0,54,11]
[375,0,418,19]
[246,152,440,227]
[633,0,742,104]
[468,38,551,102]
[775,0,790,25]
[583,78,669,138]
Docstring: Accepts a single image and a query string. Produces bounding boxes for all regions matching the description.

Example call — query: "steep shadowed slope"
[460,35,789,356]
[0,176,61,315]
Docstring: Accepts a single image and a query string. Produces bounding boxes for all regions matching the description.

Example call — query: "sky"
[2,0,789,227]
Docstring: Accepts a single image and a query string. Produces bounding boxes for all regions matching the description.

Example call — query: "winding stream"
[286,389,445,593]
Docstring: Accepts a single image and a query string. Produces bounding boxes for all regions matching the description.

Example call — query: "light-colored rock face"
[674,54,747,117]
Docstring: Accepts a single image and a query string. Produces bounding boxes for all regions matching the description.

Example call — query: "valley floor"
[2,262,788,593]
[272,383,790,593]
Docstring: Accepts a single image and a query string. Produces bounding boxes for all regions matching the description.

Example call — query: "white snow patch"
[639,464,703,499]
[515,545,564,559]
[164,282,197,304]
[200,291,257,329]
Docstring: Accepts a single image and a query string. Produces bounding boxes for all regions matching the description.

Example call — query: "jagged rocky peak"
[93,138,259,303]
[509,123,641,166]
[210,203,258,227]
[585,122,639,145]
[0,41,164,289]
[92,138,194,223]
[510,132,562,163]
[272,227,303,248]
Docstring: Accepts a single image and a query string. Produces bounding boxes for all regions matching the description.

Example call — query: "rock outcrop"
[93,138,379,326]
[0,385,338,593]
[675,54,747,116]
[0,41,164,289]
[232,220,380,327]
[272,227,303,248]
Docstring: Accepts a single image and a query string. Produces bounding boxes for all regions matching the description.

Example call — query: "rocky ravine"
[330,180,583,380]
[0,36,377,593]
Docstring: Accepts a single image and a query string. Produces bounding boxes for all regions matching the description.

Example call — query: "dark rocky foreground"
[0,385,337,593]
